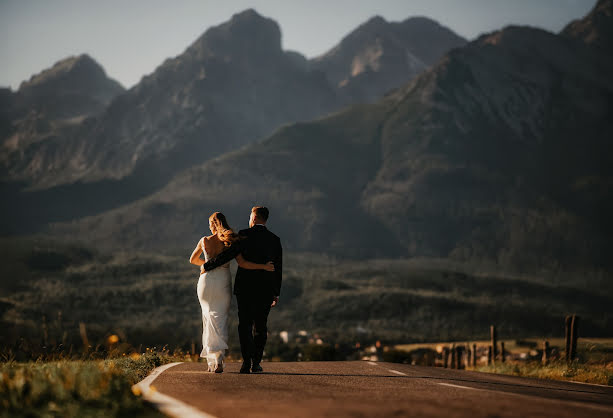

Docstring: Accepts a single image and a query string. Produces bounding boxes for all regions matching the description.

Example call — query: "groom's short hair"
[251,206,269,221]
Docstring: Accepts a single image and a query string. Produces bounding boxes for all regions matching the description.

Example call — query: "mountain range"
[0,54,124,170]
[2,1,612,277]
[0,11,465,236]
[2,2,613,350]
[45,0,613,277]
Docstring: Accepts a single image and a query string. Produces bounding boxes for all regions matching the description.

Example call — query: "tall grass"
[0,352,178,417]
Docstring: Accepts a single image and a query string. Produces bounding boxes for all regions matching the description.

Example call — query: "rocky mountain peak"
[19,54,108,91]
[477,25,552,48]
[310,14,466,104]
[189,8,282,60]
[17,54,124,105]
[561,0,613,53]
[359,15,388,30]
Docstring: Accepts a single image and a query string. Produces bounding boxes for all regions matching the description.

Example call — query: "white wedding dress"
[197,241,232,372]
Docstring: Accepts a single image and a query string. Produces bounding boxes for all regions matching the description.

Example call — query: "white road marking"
[133,362,217,418]
[388,369,407,376]
[367,361,378,366]
[567,380,613,388]
[436,381,613,413]
[437,382,479,390]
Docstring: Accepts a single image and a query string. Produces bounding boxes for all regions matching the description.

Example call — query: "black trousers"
[236,294,273,364]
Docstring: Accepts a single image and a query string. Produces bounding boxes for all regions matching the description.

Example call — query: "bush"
[302,344,336,361]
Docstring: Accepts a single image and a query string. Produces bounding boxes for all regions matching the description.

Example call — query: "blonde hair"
[209,212,239,246]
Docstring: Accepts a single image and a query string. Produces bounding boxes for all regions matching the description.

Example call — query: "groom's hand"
[271,296,279,308]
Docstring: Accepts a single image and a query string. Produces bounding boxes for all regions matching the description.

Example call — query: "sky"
[0,0,597,90]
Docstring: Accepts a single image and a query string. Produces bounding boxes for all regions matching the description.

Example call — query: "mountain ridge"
[310,15,466,104]
[18,54,124,102]
[562,0,613,53]
[0,54,124,172]
[47,12,613,276]
[0,9,466,235]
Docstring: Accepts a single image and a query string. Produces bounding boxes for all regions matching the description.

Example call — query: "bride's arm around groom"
[201,207,282,306]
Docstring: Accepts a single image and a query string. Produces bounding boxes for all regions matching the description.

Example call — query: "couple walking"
[189,206,282,374]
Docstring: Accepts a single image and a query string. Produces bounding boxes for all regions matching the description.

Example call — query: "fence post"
[456,346,463,369]
[500,342,505,363]
[565,315,572,363]
[487,345,492,365]
[443,347,449,368]
[570,315,579,362]
[79,322,89,352]
[450,344,456,369]
[490,325,497,364]
[472,344,477,367]
[542,341,549,365]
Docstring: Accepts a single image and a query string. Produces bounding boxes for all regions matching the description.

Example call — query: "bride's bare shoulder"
[202,235,219,248]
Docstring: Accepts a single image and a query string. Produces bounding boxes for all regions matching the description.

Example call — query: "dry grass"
[395,338,613,386]
[473,361,613,386]
[395,338,613,356]
[0,352,187,417]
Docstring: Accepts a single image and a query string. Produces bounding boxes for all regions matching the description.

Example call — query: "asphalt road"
[150,361,613,417]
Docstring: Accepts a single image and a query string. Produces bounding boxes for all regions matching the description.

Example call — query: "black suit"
[202,224,282,364]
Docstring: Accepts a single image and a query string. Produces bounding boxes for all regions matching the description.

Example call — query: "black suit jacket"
[202,225,282,297]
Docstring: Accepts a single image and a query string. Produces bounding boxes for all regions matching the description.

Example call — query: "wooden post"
[42,314,49,347]
[542,341,549,365]
[442,347,449,368]
[487,345,492,366]
[472,344,477,367]
[490,325,497,363]
[79,322,89,350]
[450,345,456,369]
[500,342,505,363]
[456,346,463,369]
[467,346,472,368]
[570,315,579,362]
[565,315,572,363]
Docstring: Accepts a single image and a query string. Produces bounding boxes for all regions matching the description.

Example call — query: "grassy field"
[1,238,611,418]
[0,353,180,417]
[1,237,612,359]
[474,361,613,386]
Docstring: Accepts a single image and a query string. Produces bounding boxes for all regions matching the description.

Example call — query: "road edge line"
[133,362,217,418]
[567,379,613,389]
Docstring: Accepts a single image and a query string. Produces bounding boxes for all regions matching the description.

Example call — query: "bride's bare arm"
[236,254,275,271]
[189,238,205,266]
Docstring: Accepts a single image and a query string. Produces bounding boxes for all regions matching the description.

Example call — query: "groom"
[201,206,282,374]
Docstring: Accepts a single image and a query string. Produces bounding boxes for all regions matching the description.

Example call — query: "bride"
[189,212,274,373]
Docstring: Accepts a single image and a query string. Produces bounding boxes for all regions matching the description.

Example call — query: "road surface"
[148,361,613,417]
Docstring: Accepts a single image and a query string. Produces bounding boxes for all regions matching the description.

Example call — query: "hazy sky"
[1,0,597,90]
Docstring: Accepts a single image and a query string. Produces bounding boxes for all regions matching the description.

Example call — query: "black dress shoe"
[251,363,263,373]
[239,362,251,374]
